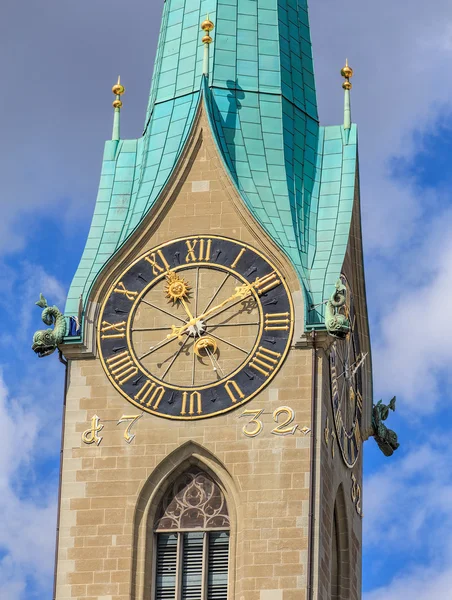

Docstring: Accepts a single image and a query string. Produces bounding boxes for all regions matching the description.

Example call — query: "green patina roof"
[65,0,358,333]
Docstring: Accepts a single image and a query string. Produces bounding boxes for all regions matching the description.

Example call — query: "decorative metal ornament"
[329,274,364,468]
[32,294,67,358]
[97,235,294,420]
[371,397,400,457]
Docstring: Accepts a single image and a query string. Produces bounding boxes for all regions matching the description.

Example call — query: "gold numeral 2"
[271,406,297,436]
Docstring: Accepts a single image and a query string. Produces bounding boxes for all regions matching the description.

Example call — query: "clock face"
[330,275,363,468]
[98,236,294,420]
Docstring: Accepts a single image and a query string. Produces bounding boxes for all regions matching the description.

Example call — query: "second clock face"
[98,236,294,420]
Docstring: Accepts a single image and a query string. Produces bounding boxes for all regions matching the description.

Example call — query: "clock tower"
[35,2,373,599]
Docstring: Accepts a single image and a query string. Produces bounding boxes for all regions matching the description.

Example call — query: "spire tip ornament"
[341,59,354,83]
[341,59,353,139]
[201,16,215,77]
[112,76,125,141]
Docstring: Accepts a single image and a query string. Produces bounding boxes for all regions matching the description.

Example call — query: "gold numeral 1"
[181,391,202,415]
[134,380,165,410]
[185,239,212,263]
[82,415,104,446]
[254,272,281,295]
[264,312,290,331]
[145,249,170,276]
[100,320,127,339]
[231,247,246,269]
[225,380,246,403]
[106,351,138,385]
[249,346,281,377]
[114,282,138,301]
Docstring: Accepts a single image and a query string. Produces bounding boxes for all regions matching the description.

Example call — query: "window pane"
[156,533,177,600]
[207,532,229,600]
[181,532,204,599]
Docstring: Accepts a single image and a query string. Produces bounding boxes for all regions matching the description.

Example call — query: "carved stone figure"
[32,294,67,358]
[371,397,400,457]
[325,279,350,338]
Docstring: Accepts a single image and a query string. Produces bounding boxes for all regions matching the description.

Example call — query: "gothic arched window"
[154,467,230,600]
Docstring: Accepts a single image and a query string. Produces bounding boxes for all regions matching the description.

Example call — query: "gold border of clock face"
[329,274,363,468]
[97,235,294,420]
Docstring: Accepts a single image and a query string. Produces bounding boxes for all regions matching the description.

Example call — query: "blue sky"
[2,0,452,597]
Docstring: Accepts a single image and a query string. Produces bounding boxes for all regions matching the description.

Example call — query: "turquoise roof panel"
[64,0,358,334]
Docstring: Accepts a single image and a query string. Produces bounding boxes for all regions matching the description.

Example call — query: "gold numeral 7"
[117,414,143,444]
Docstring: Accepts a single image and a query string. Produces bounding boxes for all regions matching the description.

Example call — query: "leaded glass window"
[154,468,230,600]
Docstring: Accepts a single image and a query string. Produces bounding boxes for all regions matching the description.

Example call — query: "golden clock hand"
[166,275,260,341]
[180,297,195,321]
[139,333,180,360]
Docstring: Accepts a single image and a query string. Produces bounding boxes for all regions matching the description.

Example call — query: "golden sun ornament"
[165,271,191,303]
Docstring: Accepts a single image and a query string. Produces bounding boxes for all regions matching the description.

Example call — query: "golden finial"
[112,76,125,109]
[201,15,215,32]
[201,14,214,44]
[341,59,353,90]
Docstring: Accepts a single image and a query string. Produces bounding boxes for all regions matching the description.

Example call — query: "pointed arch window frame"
[151,467,231,600]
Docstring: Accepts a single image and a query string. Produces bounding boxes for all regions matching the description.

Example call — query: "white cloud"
[364,568,452,600]
[310,0,452,249]
[364,439,452,599]
[0,372,57,597]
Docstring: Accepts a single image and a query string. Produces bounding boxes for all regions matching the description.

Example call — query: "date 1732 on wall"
[98,236,294,420]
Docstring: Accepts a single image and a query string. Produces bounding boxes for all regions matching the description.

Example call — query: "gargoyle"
[32,294,67,358]
[325,279,350,338]
[371,397,400,457]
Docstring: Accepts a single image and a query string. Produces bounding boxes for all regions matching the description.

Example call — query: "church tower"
[34,2,374,599]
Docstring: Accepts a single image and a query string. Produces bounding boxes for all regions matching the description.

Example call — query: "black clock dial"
[98,236,294,420]
[330,274,363,467]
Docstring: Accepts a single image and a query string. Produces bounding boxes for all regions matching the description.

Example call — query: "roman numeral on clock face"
[185,238,212,262]
[254,272,281,295]
[114,282,138,301]
[181,391,202,415]
[145,250,170,276]
[134,380,165,410]
[264,312,290,331]
[249,346,282,377]
[106,351,138,385]
[100,320,126,339]
[224,380,246,403]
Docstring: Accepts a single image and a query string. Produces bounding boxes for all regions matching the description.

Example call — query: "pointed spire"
[201,16,215,79]
[341,59,353,143]
[111,76,125,141]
